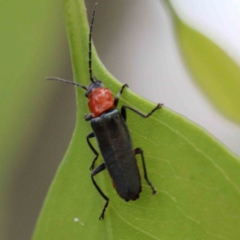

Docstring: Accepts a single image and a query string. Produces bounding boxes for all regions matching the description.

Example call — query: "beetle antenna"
[46,77,88,91]
[89,3,98,83]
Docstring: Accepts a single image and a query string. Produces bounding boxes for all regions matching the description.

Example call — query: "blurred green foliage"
[0,0,70,239]
[166,1,240,124]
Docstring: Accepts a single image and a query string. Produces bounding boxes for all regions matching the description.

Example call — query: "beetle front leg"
[114,84,129,107]
[87,132,99,170]
[91,163,109,220]
[135,148,156,194]
[121,103,163,121]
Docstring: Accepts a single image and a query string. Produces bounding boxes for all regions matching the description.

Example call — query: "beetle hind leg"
[91,163,109,220]
[135,148,156,194]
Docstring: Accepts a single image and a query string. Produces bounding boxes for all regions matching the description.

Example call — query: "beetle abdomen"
[91,109,141,200]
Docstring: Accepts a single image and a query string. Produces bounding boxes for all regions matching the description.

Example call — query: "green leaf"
[33,1,240,239]
[166,1,240,124]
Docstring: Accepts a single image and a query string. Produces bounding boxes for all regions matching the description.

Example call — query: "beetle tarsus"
[89,161,96,171]
[91,163,109,220]
[154,103,164,111]
[99,200,109,220]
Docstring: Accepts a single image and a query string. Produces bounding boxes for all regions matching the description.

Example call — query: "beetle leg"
[121,103,163,121]
[135,148,156,194]
[84,114,92,121]
[87,132,99,170]
[114,84,129,107]
[91,163,109,220]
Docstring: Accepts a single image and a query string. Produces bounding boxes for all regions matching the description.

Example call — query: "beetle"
[47,3,163,220]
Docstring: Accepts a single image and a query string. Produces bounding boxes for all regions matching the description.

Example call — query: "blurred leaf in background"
[166,0,240,124]
[0,1,75,239]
